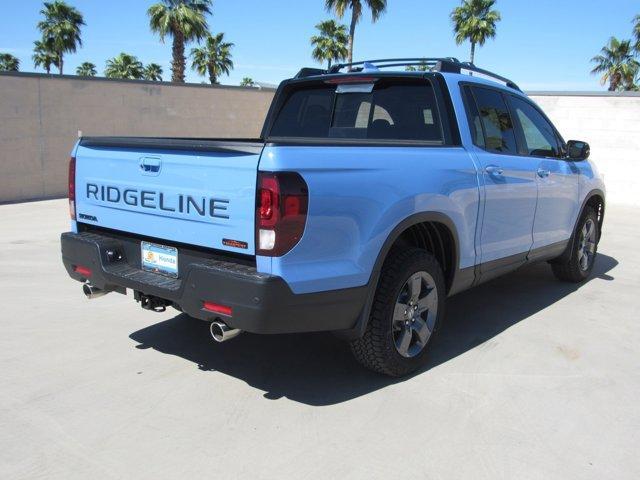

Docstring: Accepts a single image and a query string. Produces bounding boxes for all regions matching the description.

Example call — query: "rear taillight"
[68,157,76,220]
[256,172,308,256]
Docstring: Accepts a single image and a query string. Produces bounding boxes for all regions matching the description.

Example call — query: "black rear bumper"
[61,231,367,334]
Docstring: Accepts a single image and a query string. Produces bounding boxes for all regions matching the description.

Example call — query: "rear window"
[268,80,444,143]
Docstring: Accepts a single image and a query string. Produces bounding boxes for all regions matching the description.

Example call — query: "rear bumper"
[60,231,367,334]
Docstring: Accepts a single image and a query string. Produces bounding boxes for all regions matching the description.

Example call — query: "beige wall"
[1,73,639,206]
[0,73,275,203]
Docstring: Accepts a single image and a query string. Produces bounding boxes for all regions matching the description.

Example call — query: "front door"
[506,95,580,251]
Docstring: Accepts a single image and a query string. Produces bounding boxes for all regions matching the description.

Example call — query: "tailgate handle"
[140,157,162,175]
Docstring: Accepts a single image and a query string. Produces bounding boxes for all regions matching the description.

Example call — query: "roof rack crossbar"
[318,57,521,91]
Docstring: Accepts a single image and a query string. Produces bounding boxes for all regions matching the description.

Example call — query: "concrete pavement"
[0,199,638,479]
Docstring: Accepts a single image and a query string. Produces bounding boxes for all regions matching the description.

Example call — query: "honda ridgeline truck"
[61,58,605,376]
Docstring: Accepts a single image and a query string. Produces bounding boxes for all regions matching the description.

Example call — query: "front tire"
[350,248,446,377]
[551,207,599,283]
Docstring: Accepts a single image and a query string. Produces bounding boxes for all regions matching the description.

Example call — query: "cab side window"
[509,96,561,158]
[468,86,518,154]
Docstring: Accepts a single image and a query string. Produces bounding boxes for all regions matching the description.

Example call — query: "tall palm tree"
[190,32,234,84]
[144,63,164,81]
[325,0,387,66]
[591,37,639,91]
[37,1,85,75]
[311,20,349,69]
[148,0,212,83]
[240,77,255,87]
[76,62,97,76]
[33,39,58,74]
[451,0,501,64]
[0,53,20,71]
[104,53,144,80]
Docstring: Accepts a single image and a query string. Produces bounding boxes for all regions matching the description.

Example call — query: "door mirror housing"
[566,140,590,161]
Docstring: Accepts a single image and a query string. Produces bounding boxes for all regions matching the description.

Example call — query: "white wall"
[529,93,640,207]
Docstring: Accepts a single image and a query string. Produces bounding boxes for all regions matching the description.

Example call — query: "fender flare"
[552,188,606,264]
[337,211,462,341]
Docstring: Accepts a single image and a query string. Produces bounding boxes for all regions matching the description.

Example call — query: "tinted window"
[462,86,485,148]
[469,87,518,154]
[269,81,443,142]
[509,96,560,157]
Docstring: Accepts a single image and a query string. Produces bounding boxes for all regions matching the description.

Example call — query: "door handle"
[485,165,504,176]
[537,168,550,178]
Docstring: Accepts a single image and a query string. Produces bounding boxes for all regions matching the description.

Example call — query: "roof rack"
[294,57,521,91]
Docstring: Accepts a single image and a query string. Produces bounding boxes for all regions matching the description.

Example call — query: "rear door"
[74,139,262,255]
[506,95,579,250]
[463,85,538,272]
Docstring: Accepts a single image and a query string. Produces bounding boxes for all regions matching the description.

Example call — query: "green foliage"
[190,32,234,84]
[0,53,20,71]
[144,63,164,81]
[591,37,639,91]
[450,0,501,64]
[311,19,348,68]
[76,62,97,76]
[33,39,58,74]
[325,0,387,64]
[104,53,144,80]
[405,64,429,72]
[240,77,255,87]
[633,14,640,53]
[37,1,85,74]
[148,0,212,82]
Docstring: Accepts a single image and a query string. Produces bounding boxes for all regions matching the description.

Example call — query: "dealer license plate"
[141,241,179,278]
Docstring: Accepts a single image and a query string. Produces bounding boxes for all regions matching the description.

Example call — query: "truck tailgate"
[74,138,263,255]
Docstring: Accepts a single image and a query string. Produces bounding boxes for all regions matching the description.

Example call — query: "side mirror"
[567,140,590,161]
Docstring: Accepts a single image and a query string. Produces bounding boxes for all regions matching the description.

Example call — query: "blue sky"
[1,0,638,90]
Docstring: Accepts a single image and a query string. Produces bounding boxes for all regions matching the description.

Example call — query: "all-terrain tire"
[350,248,446,377]
[551,207,599,283]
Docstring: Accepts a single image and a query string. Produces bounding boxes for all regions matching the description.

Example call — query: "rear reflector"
[68,157,76,220]
[73,265,92,277]
[203,301,233,316]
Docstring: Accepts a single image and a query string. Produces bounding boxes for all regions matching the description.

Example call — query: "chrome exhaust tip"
[82,283,109,299]
[210,321,242,343]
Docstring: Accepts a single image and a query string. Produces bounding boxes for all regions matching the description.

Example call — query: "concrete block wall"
[1,72,639,206]
[0,73,275,203]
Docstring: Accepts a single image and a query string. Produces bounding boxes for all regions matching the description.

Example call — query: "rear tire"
[350,248,446,377]
[551,207,599,283]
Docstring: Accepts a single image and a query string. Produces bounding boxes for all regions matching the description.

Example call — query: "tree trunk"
[348,10,357,68]
[172,29,186,83]
[470,42,476,64]
[59,55,63,75]
[328,58,332,70]
[609,72,620,92]
[208,64,216,85]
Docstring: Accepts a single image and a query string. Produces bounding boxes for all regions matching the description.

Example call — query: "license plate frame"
[141,241,179,278]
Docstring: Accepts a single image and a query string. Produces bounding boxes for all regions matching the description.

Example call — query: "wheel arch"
[338,211,464,340]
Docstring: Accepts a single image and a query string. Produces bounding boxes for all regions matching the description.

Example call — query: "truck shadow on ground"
[130,253,617,406]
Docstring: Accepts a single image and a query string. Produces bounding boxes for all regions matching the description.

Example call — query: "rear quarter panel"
[258,145,481,294]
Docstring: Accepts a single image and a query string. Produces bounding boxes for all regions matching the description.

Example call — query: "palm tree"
[190,32,234,84]
[240,77,255,87]
[37,1,85,75]
[148,0,212,83]
[591,37,639,91]
[33,39,58,74]
[451,0,501,64]
[311,20,349,69]
[104,53,144,80]
[633,14,640,53]
[76,62,97,76]
[144,63,164,81]
[0,53,20,71]
[405,63,429,72]
[325,0,387,66]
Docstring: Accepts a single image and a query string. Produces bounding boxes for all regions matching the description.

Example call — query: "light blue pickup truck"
[61,58,605,376]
